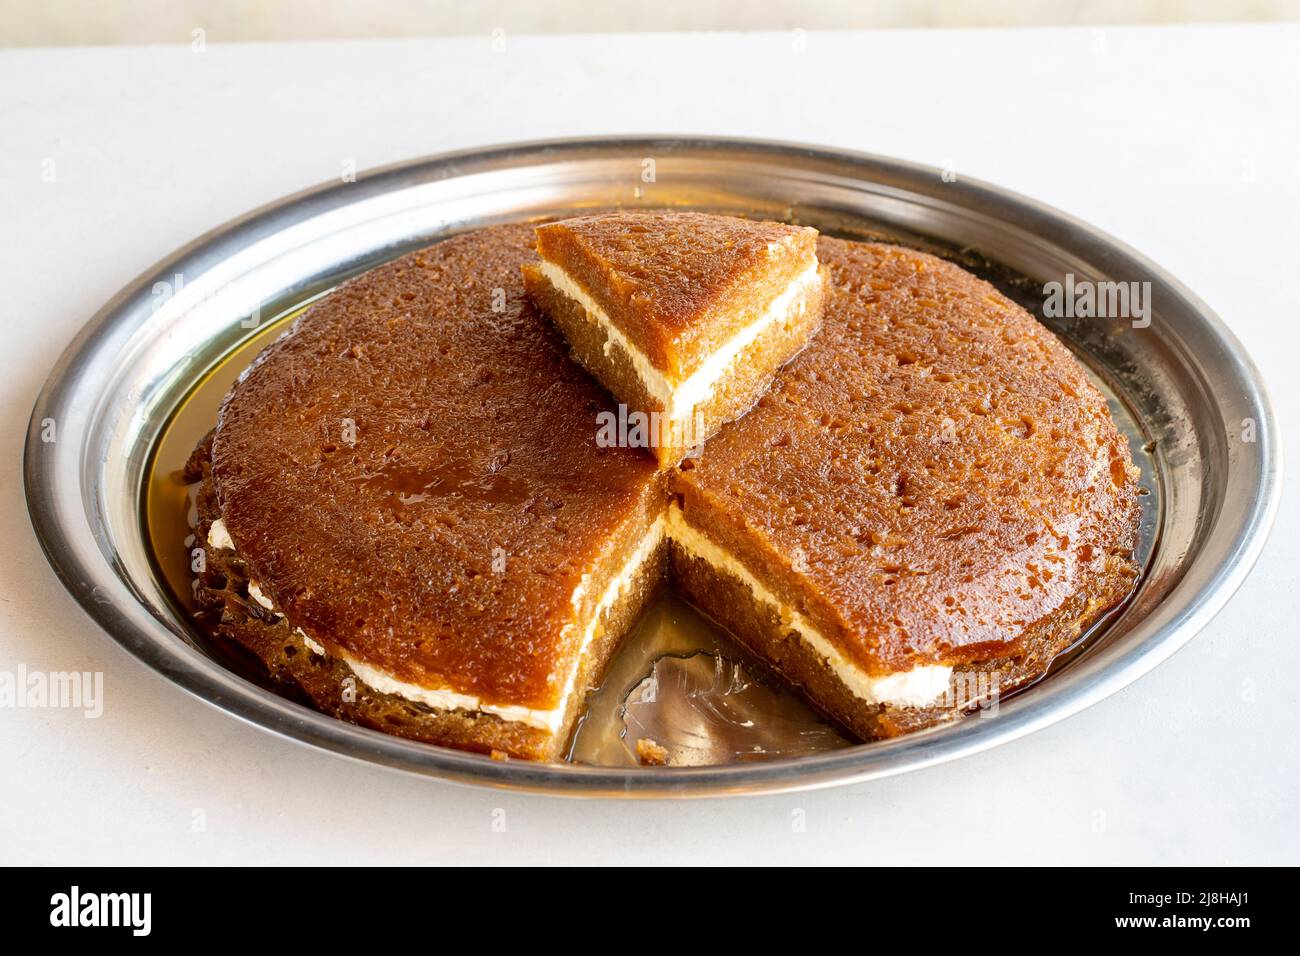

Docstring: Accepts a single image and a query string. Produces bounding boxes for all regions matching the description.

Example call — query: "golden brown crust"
[669,528,1124,739]
[524,260,824,468]
[209,224,661,712]
[672,236,1140,676]
[532,211,818,379]
[522,259,665,419]
[192,435,665,760]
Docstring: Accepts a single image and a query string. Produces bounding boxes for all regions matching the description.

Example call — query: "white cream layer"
[665,505,952,708]
[228,517,667,734]
[207,518,234,550]
[208,503,948,729]
[536,257,821,421]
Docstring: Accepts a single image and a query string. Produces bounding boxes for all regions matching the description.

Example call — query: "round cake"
[189,219,1140,759]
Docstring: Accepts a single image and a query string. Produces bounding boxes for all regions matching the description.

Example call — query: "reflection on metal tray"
[24,138,1280,796]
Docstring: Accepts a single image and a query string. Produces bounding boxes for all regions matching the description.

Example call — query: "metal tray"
[23,137,1281,796]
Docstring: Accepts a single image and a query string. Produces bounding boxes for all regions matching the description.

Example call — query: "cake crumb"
[490,749,510,762]
[636,737,669,766]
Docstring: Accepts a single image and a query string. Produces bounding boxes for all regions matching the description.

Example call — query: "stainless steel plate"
[24,137,1281,796]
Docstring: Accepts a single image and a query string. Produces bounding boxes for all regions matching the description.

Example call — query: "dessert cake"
[669,237,1141,739]
[522,211,825,466]
[188,215,1140,763]
[191,224,666,761]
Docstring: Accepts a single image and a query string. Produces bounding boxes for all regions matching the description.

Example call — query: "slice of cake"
[192,224,666,761]
[667,236,1142,739]
[522,211,825,466]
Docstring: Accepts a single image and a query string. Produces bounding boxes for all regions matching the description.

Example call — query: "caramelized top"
[673,237,1140,674]
[211,225,660,710]
[533,211,817,380]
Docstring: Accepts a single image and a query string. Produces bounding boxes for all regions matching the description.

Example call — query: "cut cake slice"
[522,211,825,466]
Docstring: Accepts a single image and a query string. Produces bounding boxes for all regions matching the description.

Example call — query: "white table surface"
[2,23,1296,866]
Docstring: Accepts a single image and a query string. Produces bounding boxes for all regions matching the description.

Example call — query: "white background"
[1,24,1296,864]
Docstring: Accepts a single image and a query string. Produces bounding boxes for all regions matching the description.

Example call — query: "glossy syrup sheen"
[144,294,850,761]
[145,297,325,620]
[143,253,1159,769]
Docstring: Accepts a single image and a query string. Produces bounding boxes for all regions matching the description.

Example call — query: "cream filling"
[240,516,667,734]
[247,580,282,617]
[665,506,952,708]
[207,518,234,550]
[279,505,944,723]
[537,258,821,421]
[211,492,945,727]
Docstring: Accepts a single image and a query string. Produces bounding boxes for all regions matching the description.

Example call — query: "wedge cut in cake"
[522,211,825,466]
[186,219,1141,763]
[667,236,1141,740]
[190,224,666,761]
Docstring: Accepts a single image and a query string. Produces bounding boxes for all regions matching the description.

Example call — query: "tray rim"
[23,135,1283,797]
